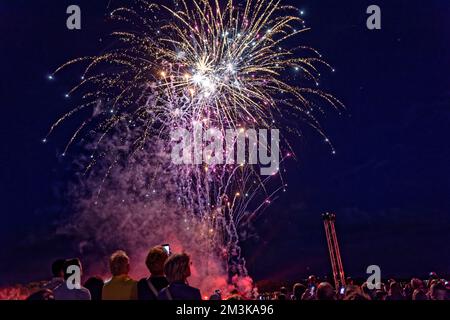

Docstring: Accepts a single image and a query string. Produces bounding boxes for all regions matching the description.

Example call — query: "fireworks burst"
[48,0,343,284]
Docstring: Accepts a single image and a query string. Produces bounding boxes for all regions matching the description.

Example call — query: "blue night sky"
[0,0,449,285]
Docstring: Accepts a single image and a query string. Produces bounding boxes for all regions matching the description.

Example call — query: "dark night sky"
[0,0,449,286]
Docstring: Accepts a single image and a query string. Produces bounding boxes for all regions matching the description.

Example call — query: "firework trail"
[48,0,342,291]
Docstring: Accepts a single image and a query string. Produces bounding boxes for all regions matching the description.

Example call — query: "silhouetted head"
[389,281,402,296]
[410,278,423,290]
[277,293,287,300]
[317,282,335,300]
[51,259,66,278]
[307,275,317,286]
[164,252,191,283]
[109,250,130,276]
[292,283,306,300]
[145,246,169,276]
[346,277,354,286]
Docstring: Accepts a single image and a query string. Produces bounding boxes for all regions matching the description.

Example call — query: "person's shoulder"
[158,287,167,294]
[123,276,138,285]
[187,285,201,299]
[43,278,64,290]
[80,286,91,294]
[187,285,200,292]
[78,286,92,300]
[192,286,201,293]
[52,282,66,294]
[157,287,169,300]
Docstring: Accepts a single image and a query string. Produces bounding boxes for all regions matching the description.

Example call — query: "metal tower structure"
[322,212,346,290]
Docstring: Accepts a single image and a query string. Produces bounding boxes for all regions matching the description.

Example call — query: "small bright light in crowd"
[300,10,305,15]
[47,75,54,80]
[65,93,70,98]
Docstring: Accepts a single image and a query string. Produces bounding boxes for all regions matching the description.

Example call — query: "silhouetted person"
[429,282,446,300]
[158,253,201,300]
[102,250,137,300]
[84,276,104,300]
[346,277,354,286]
[374,289,387,301]
[209,290,222,300]
[291,283,306,300]
[428,272,439,286]
[277,293,287,300]
[276,287,287,300]
[43,259,66,291]
[403,283,413,300]
[301,275,319,300]
[411,278,424,291]
[137,246,169,300]
[385,281,404,301]
[316,282,335,301]
[53,258,91,300]
[412,288,428,300]
[307,275,317,288]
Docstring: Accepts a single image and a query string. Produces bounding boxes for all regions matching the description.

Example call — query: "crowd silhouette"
[21,247,450,300]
